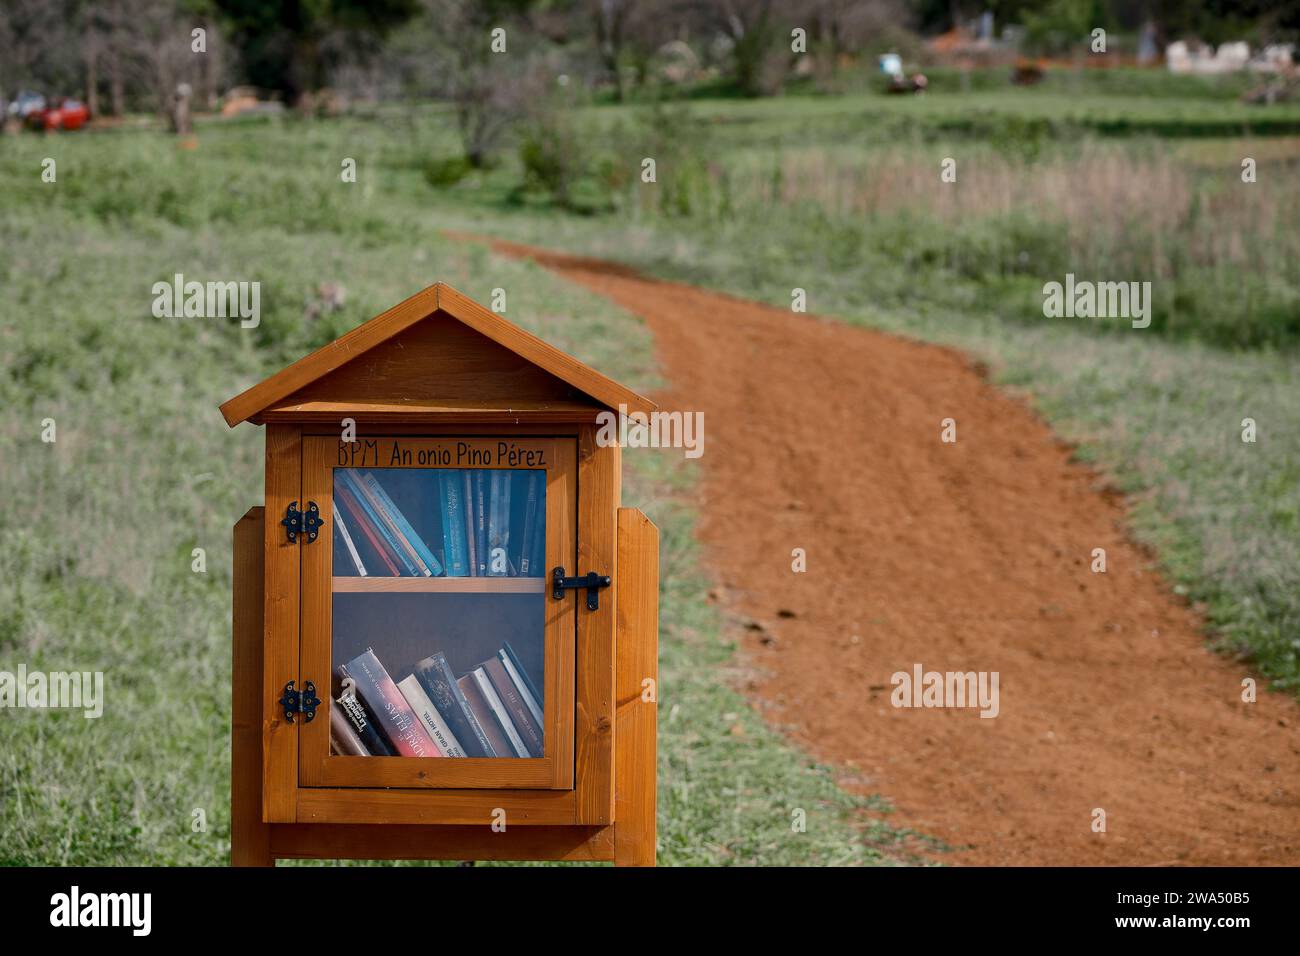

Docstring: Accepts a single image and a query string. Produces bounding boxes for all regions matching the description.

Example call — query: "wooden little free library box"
[220,283,659,866]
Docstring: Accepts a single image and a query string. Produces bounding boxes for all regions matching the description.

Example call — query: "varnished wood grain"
[614,508,659,867]
[295,787,579,826]
[219,283,655,427]
[263,425,300,823]
[269,823,614,861]
[258,398,605,424]
[232,508,273,866]
[298,436,577,791]
[574,426,618,824]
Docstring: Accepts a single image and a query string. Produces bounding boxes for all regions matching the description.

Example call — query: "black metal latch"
[278,680,321,723]
[552,567,611,611]
[282,500,322,543]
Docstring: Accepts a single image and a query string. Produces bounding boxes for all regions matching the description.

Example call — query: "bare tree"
[805,0,906,88]
[714,0,786,96]
[418,0,551,167]
[587,0,684,98]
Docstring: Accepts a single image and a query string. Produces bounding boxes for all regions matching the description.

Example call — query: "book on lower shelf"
[330,643,545,759]
[339,648,439,758]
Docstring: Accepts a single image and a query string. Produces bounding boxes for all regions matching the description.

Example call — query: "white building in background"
[1167,39,1294,74]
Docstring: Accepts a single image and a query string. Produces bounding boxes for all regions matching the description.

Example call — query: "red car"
[25,97,90,131]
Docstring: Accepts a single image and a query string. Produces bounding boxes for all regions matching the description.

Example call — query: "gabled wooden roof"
[219,282,655,427]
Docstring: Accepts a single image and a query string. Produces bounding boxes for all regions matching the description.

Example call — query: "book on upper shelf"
[473,470,489,577]
[360,471,443,576]
[336,470,419,575]
[461,471,478,578]
[437,472,471,577]
[334,482,401,576]
[487,470,512,576]
[334,510,368,576]
[518,471,540,576]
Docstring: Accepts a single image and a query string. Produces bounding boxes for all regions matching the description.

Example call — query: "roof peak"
[219,282,654,427]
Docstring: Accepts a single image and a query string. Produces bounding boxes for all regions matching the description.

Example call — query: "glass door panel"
[299,437,576,790]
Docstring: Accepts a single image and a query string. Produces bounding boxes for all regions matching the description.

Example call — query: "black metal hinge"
[281,500,322,543]
[278,680,321,723]
[552,567,612,611]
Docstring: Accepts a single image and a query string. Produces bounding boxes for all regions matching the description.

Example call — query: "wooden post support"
[232,508,273,866]
[614,507,659,867]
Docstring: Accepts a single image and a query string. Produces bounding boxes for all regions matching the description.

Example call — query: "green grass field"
[0,113,921,866]
[1,67,1296,864]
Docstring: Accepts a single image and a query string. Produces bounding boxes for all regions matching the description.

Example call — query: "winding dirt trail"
[471,235,1300,866]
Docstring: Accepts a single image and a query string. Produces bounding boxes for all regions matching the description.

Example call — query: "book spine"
[333,510,368,576]
[329,703,370,755]
[473,470,488,577]
[473,667,530,757]
[438,472,469,576]
[518,471,539,576]
[487,471,505,576]
[334,485,400,576]
[396,675,466,757]
[484,657,542,756]
[498,649,544,728]
[458,674,512,758]
[336,471,417,575]
[412,653,496,757]
[500,471,513,575]
[334,677,396,756]
[362,472,443,576]
[342,470,424,576]
[503,640,543,710]
[530,476,544,576]
[343,650,439,758]
[461,471,478,577]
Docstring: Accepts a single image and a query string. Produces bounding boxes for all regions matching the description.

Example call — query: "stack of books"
[333,468,545,578]
[329,644,545,759]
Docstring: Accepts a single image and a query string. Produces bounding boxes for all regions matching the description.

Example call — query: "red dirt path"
[474,236,1300,866]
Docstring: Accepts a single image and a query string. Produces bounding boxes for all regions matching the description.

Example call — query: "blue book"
[487,470,513,576]
[361,472,444,577]
[518,471,540,576]
[335,470,419,576]
[473,470,489,577]
[438,471,470,577]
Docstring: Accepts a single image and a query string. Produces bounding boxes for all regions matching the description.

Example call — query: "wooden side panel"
[263,425,301,822]
[269,824,614,862]
[614,508,659,866]
[574,427,618,824]
[232,508,273,866]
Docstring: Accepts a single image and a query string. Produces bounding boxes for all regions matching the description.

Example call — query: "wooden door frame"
[260,421,619,826]
[300,435,576,791]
